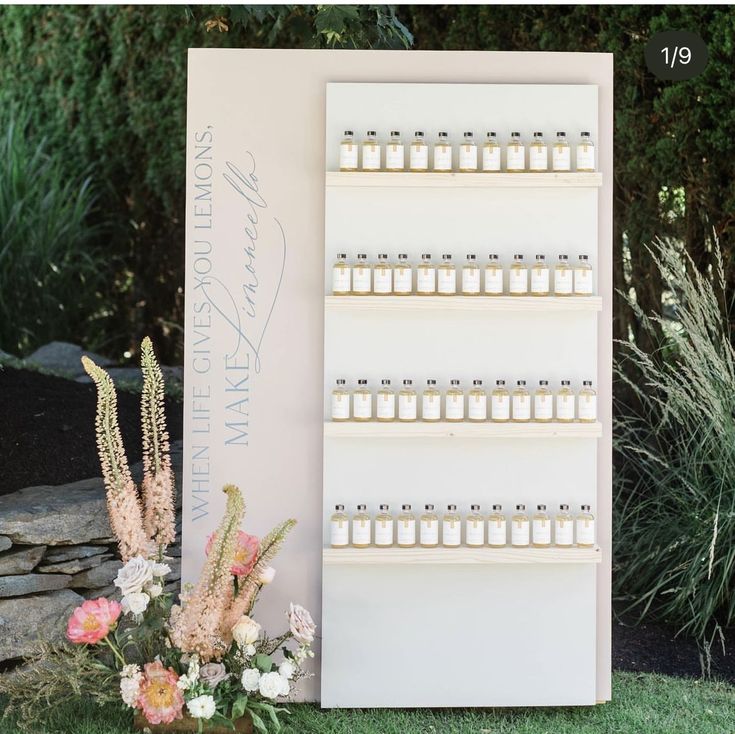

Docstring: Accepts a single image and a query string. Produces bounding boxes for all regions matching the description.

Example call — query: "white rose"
[231,615,261,646]
[147,583,163,599]
[114,556,154,596]
[241,668,260,692]
[120,675,141,707]
[121,592,150,616]
[245,644,256,657]
[258,671,284,700]
[151,562,171,578]
[288,603,316,645]
[187,694,216,720]
[278,660,295,680]
[258,566,276,585]
[279,675,290,697]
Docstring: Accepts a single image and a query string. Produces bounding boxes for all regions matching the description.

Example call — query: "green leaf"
[254,654,272,673]
[231,695,249,721]
[249,709,268,734]
[210,714,236,730]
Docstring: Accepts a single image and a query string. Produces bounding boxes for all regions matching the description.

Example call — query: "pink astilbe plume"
[140,337,175,551]
[169,484,244,661]
[82,356,148,562]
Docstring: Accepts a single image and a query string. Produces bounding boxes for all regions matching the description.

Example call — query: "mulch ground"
[0,366,182,496]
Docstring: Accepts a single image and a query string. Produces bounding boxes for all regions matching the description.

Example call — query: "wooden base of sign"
[133,714,252,734]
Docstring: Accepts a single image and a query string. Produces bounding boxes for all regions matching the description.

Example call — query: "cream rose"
[232,615,261,646]
[258,671,284,700]
[121,592,150,616]
[258,566,276,585]
[114,556,154,596]
[288,603,316,645]
[241,668,260,692]
[278,660,296,680]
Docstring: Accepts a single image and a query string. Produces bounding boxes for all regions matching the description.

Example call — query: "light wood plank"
[325,295,602,312]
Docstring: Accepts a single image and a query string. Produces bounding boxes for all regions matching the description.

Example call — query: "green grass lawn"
[3,672,733,734]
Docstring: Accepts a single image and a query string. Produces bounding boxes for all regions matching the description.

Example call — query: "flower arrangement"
[0,339,315,734]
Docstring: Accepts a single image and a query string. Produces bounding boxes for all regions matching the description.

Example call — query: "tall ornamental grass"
[614,238,735,668]
[0,115,107,355]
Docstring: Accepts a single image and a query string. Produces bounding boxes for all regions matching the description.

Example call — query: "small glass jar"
[330,504,349,548]
[466,504,485,547]
[445,379,464,422]
[351,504,371,548]
[442,504,462,547]
[338,130,358,172]
[385,130,404,171]
[393,253,412,295]
[487,504,506,547]
[409,131,429,172]
[374,504,394,547]
[533,380,553,422]
[373,253,393,295]
[331,378,350,421]
[459,131,478,172]
[532,504,551,547]
[437,254,457,295]
[509,254,528,296]
[574,254,593,295]
[578,380,597,422]
[511,380,531,422]
[422,379,441,421]
[362,130,381,171]
[490,379,510,422]
[352,253,371,295]
[482,132,501,172]
[554,254,573,296]
[462,254,481,295]
[332,253,351,295]
[420,504,439,548]
[467,379,487,422]
[433,131,452,172]
[506,131,525,172]
[511,504,530,547]
[552,131,571,172]
[376,379,396,422]
[398,379,418,422]
[353,379,372,421]
[416,253,436,295]
[530,254,550,296]
[576,132,596,172]
[397,504,416,548]
[529,132,548,172]
[554,504,574,547]
[556,380,575,422]
[484,254,503,295]
[576,504,595,547]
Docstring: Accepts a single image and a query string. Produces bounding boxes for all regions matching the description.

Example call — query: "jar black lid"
[581,131,591,136]
[450,379,460,385]
[536,254,545,260]
[488,253,499,260]
[422,253,432,259]
[357,253,367,259]
[403,379,413,385]
[471,504,480,511]
[537,504,546,510]
[367,130,377,136]
[579,254,589,260]
[559,254,569,260]
[464,131,474,137]
[438,131,448,137]
[581,504,591,511]
[467,254,476,260]
[473,379,483,385]
[425,503,434,510]
[442,253,452,260]
[335,504,344,510]
[486,131,497,136]
[427,378,436,385]
[556,131,566,136]
[447,504,457,510]
[561,379,571,385]
[533,131,543,136]
[398,253,408,259]
[378,253,388,259]
[358,378,367,384]
[380,504,389,510]
[511,131,521,136]
[337,252,347,258]
[390,130,400,136]
[583,380,593,386]
[539,379,548,385]
[336,378,346,385]
[344,130,353,136]
[493,504,502,510]
[559,503,569,510]
[381,379,391,385]
[516,504,526,510]
[357,504,366,510]
[514,253,524,259]
[402,504,411,510]
[496,379,505,385]
[517,380,526,385]
[414,131,424,136]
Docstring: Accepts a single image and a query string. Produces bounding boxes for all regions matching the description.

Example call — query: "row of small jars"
[339,130,596,173]
[332,253,593,296]
[331,378,597,423]
[330,503,595,548]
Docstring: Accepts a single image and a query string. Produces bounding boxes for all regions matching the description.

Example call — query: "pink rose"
[206,530,259,577]
[288,603,316,645]
[66,597,122,645]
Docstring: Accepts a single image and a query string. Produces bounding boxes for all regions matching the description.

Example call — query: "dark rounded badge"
[644,30,708,81]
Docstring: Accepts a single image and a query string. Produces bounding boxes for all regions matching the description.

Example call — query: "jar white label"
[352,519,370,545]
[410,144,428,170]
[555,268,573,295]
[434,145,452,171]
[462,268,481,294]
[529,145,548,171]
[332,265,351,294]
[482,145,501,171]
[552,145,571,171]
[531,268,549,294]
[362,144,381,170]
[556,395,574,421]
[466,519,485,546]
[532,518,551,545]
[512,394,531,420]
[576,144,595,170]
[437,268,456,294]
[352,267,371,293]
[376,393,395,420]
[339,144,358,170]
[491,394,510,420]
[445,394,464,421]
[442,519,461,546]
[422,394,440,420]
[576,518,595,545]
[385,144,404,170]
[416,267,436,293]
[374,519,393,546]
[393,267,412,294]
[511,519,529,546]
[488,519,506,546]
[353,394,372,419]
[484,267,503,294]
[420,519,438,545]
[459,144,477,170]
[397,519,416,546]
[468,394,487,420]
[331,393,349,420]
[578,395,597,421]
[507,144,525,170]
[509,268,528,294]
[373,268,392,294]
[555,519,574,546]
[398,394,417,421]
[534,394,552,421]
[330,519,349,546]
[574,268,593,295]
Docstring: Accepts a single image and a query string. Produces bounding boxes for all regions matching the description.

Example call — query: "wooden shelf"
[325,295,602,313]
[324,545,601,566]
[326,171,603,189]
[324,421,602,439]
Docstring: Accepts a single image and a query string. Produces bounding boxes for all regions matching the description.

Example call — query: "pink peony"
[136,661,184,725]
[66,598,122,645]
[206,530,259,577]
